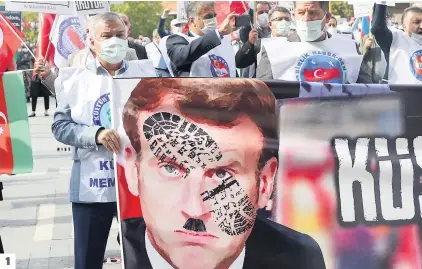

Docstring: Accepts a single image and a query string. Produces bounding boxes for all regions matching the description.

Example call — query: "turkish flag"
[303,68,342,82]
[0,13,24,73]
[35,14,56,67]
[215,1,249,25]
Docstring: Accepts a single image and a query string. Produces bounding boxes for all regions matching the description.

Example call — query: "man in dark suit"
[235,6,298,78]
[164,1,237,77]
[119,78,326,269]
[120,13,148,60]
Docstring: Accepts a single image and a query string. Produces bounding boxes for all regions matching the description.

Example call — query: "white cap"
[170,19,187,26]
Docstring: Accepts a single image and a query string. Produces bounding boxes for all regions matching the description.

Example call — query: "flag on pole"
[0,13,24,72]
[0,71,33,174]
[361,15,371,39]
[36,14,56,66]
[49,15,86,68]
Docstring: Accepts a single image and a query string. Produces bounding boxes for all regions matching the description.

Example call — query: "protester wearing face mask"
[160,1,237,77]
[238,2,272,45]
[51,12,156,269]
[327,16,341,36]
[235,6,298,78]
[257,1,371,84]
[35,15,139,105]
[156,9,187,38]
[372,2,422,84]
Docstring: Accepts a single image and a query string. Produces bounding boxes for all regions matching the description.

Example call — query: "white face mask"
[95,37,128,64]
[411,33,422,46]
[296,14,326,42]
[274,20,291,36]
[172,26,181,34]
[201,17,217,33]
[258,13,269,28]
[327,26,338,35]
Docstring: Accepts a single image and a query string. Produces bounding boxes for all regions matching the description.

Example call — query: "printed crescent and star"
[0,111,7,136]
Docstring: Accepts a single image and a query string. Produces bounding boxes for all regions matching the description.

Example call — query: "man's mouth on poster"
[143,112,258,237]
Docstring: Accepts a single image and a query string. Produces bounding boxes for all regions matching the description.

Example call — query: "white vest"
[145,42,162,68]
[263,35,363,83]
[389,30,422,84]
[160,32,236,77]
[60,60,156,202]
[257,37,287,65]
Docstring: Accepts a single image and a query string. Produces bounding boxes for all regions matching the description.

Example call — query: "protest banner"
[5,1,72,15]
[107,78,422,269]
[0,7,21,31]
[74,1,110,15]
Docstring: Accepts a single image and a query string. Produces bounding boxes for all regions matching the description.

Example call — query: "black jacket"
[121,216,326,269]
[165,31,222,76]
[128,41,148,60]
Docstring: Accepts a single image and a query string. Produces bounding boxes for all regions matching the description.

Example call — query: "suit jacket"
[121,216,326,269]
[129,41,148,60]
[165,31,222,76]
[256,34,373,83]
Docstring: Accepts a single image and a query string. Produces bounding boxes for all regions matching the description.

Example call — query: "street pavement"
[0,97,122,269]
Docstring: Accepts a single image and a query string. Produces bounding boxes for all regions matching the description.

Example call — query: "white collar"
[145,231,246,269]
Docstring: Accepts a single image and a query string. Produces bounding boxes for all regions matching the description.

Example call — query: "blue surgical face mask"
[95,37,128,64]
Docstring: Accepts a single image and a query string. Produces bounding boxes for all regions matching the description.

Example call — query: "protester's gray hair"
[152,29,159,37]
[268,6,291,20]
[186,1,215,18]
[89,12,125,37]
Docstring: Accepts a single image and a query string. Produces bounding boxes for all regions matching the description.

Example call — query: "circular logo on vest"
[295,51,347,84]
[57,17,86,60]
[209,54,230,77]
[93,93,111,128]
[409,50,422,80]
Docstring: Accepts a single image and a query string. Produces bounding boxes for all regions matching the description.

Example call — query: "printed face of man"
[124,95,277,269]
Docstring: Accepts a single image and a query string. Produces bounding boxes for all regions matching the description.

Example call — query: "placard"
[74,1,110,15]
[0,7,21,31]
[5,1,72,15]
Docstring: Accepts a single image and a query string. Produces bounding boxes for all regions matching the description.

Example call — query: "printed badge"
[295,51,347,84]
[57,17,86,60]
[209,54,230,78]
[409,49,422,81]
[93,93,111,128]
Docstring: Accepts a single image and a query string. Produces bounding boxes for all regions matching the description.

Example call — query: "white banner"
[352,4,373,17]
[5,1,72,14]
[50,16,86,68]
[275,1,294,12]
[75,1,110,15]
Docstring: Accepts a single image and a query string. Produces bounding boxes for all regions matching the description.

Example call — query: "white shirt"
[145,231,246,269]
